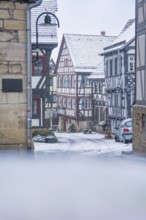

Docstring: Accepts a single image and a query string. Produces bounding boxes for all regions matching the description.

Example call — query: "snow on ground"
[1,133,146,220]
[34,132,132,156]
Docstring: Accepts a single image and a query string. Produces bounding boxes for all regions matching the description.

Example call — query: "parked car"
[48,125,59,132]
[114,118,132,144]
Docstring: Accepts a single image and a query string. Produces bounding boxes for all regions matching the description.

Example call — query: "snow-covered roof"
[64,34,116,72]
[88,63,105,80]
[88,74,104,80]
[101,19,135,55]
[31,0,58,45]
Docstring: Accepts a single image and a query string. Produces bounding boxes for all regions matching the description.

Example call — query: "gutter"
[26,0,42,149]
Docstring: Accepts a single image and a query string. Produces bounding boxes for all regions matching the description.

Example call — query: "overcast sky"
[52,0,135,61]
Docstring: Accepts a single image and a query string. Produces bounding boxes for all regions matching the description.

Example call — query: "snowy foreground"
[34,132,132,157]
[1,133,146,220]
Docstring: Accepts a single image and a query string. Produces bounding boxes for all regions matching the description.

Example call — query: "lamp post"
[35,11,59,127]
[36,12,60,49]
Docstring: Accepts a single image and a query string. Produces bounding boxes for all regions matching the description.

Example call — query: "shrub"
[105,129,112,139]
[32,129,55,137]
[68,123,75,132]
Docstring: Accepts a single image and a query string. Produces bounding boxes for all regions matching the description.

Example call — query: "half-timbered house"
[101,19,135,133]
[31,0,58,128]
[55,33,116,131]
[88,63,107,132]
[133,1,146,152]
[32,57,58,127]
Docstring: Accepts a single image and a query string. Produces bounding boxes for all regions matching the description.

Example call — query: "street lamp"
[35,11,59,127]
[36,12,60,49]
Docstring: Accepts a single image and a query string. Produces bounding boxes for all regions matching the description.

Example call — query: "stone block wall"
[132,105,146,153]
[0,1,28,149]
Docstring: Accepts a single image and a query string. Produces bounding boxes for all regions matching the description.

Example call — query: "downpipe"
[26,0,42,149]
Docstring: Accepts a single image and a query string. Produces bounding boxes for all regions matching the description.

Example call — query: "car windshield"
[126,121,132,127]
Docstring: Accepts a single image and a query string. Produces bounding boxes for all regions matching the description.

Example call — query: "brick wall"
[0,1,28,149]
[133,105,146,153]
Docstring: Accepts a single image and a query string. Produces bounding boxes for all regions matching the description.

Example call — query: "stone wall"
[0,1,28,149]
[58,115,90,132]
[132,105,146,153]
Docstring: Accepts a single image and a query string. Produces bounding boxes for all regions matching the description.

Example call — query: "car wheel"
[115,135,119,142]
[123,135,128,144]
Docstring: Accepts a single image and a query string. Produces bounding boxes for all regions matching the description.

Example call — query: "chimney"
[101,31,106,36]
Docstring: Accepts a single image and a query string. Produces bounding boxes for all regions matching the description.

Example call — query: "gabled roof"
[101,19,135,55]
[56,34,116,73]
[88,63,104,80]
[31,0,58,46]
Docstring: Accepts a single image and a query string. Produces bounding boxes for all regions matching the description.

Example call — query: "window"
[49,78,53,86]
[117,55,122,75]
[126,121,132,127]
[84,99,91,109]
[63,75,68,87]
[81,75,85,87]
[107,94,111,106]
[67,98,71,109]
[128,56,135,72]
[100,107,105,121]
[63,97,66,107]
[59,76,63,88]
[111,93,115,106]
[64,59,69,67]
[49,94,53,103]
[98,82,102,93]
[121,93,125,107]
[94,83,98,93]
[72,98,76,109]
[68,75,72,87]
[58,76,63,88]
[32,56,46,76]
[138,6,144,24]
[105,60,109,77]
[115,57,118,75]
[85,76,90,87]
[118,93,121,107]
[115,93,118,106]
[72,75,76,87]
[53,95,58,103]
[81,98,91,109]
[58,96,63,107]
[114,93,121,107]
[57,76,59,87]
[32,98,40,116]
[110,59,113,76]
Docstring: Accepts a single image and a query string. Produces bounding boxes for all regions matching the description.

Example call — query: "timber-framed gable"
[56,33,116,131]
